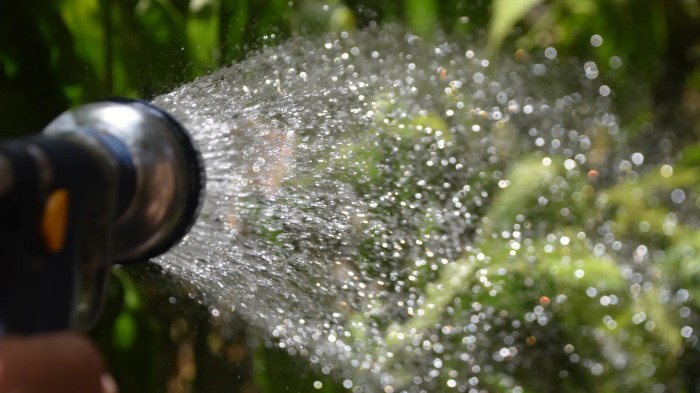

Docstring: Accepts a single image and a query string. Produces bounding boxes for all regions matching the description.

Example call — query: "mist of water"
[151,26,660,392]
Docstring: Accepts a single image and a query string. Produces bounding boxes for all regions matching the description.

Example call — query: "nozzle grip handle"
[0,136,111,334]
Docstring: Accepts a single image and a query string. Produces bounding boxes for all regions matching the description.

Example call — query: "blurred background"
[4,1,700,392]
[3,0,700,142]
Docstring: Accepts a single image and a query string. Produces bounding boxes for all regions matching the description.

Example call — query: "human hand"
[0,333,117,393]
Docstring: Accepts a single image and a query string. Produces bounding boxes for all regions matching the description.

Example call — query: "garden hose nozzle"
[0,99,204,334]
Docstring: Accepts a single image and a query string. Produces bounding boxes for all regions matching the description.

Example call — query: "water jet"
[144,26,673,392]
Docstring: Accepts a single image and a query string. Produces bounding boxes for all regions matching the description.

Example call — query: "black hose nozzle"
[0,99,204,334]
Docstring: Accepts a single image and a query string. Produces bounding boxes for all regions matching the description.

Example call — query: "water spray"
[0,99,204,334]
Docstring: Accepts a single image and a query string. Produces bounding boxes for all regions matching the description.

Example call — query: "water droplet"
[590,34,604,47]
[681,326,694,338]
[533,63,547,76]
[670,189,686,204]
[609,56,622,69]
[631,152,644,165]
[660,164,674,178]
[584,61,599,79]
[544,47,557,59]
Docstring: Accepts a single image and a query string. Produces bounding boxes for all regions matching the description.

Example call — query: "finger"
[102,374,119,393]
[0,333,113,393]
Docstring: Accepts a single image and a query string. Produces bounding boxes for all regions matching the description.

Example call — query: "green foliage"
[488,0,543,52]
[253,345,341,393]
[483,156,595,235]
[405,0,439,39]
[0,0,297,136]
[92,267,172,392]
[0,0,692,140]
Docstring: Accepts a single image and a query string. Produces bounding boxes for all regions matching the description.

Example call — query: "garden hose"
[0,99,204,334]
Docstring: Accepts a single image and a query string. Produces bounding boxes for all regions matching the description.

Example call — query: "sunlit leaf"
[186,0,220,73]
[405,0,438,38]
[113,312,137,350]
[488,0,543,51]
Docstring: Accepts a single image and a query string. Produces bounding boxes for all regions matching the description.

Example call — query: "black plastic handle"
[0,135,111,334]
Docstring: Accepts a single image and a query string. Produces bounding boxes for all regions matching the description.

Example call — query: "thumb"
[0,333,117,393]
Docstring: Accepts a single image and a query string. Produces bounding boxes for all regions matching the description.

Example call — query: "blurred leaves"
[253,345,340,393]
[0,0,297,136]
[0,0,697,145]
[483,155,594,235]
[404,0,438,39]
[488,0,542,52]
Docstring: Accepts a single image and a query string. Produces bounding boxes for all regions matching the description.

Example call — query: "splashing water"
[150,26,695,392]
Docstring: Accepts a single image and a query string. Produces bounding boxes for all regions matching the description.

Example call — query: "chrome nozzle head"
[43,99,205,263]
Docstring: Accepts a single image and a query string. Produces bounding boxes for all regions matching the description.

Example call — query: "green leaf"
[488,0,543,51]
[405,0,438,38]
[0,53,20,78]
[186,0,220,74]
[680,143,700,167]
[113,312,137,350]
